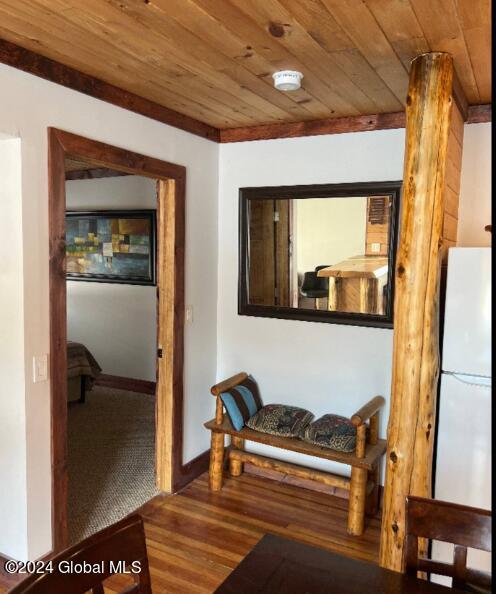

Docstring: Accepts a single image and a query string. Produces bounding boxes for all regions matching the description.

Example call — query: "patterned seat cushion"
[246,404,314,437]
[220,375,263,431]
[301,414,356,453]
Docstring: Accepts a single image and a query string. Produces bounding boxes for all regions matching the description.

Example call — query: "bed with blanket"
[67,341,102,403]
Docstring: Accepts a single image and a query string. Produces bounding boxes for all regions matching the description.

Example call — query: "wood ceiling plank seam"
[406,0,481,102]
[27,0,283,125]
[318,0,410,102]
[228,0,390,114]
[326,49,404,111]
[209,0,362,116]
[448,0,483,100]
[452,0,491,101]
[0,5,240,127]
[189,0,362,116]
[363,0,431,71]
[150,0,334,121]
[97,0,303,121]
[276,0,404,111]
[30,0,296,121]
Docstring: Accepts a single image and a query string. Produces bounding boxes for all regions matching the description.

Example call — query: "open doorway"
[48,129,192,551]
[65,167,159,544]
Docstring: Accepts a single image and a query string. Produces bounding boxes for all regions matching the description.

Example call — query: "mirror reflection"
[247,194,393,316]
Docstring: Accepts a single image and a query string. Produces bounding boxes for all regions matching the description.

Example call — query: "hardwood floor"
[0,471,381,593]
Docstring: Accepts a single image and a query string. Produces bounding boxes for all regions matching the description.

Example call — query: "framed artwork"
[65,210,156,285]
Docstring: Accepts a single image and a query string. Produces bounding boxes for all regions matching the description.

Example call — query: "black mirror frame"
[238,180,402,329]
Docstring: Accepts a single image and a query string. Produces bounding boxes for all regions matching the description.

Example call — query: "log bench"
[204,372,387,536]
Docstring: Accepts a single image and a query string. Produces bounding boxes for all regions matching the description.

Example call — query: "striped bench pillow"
[220,375,263,431]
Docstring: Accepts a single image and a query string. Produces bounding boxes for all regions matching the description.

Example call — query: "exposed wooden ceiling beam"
[219,111,406,142]
[220,104,489,142]
[0,37,490,145]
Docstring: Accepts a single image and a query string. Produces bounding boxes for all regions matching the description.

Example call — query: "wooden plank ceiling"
[0,0,490,130]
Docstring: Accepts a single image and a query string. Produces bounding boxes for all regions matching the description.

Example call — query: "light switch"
[371,242,381,253]
[185,305,193,324]
[33,355,48,383]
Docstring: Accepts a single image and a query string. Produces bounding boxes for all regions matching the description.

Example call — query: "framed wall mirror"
[239,181,401,328]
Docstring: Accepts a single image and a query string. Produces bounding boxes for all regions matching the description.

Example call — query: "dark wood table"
[214,534,466,594]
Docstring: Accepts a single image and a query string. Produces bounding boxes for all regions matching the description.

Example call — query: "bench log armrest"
[351,396,385,458]
[351,396,385,427]
[211,372,249,396]
[211,372,248,425]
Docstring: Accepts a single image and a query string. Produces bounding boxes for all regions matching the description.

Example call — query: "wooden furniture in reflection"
[317,255,388,314]
[205,372,387,536]
[8,515,152,594]
[214,533,467,593]
[405,496,492,592]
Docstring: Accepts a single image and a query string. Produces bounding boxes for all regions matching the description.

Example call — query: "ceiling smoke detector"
[272,70,303,91]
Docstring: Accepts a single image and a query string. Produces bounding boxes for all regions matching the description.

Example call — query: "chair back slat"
[7,515,152,594]
[405,496,491,591]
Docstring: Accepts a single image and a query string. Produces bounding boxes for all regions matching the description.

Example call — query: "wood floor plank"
[0,471,380,593]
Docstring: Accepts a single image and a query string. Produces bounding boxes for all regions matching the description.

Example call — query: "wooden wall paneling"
[440,101,465,263]
[275,199,290,307]
[248,200,276,305]
[379,52,455,572]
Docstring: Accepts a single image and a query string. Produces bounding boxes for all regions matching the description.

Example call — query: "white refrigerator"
[432,247,491,583]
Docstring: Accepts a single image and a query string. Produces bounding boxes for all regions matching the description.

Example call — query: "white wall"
[217,121,491,482]
[296,197,367,273]
[458,123,491,247]
[218,130,405,477]
[66,176,157,381]
[0,63,218,560]
[0,137,28,560]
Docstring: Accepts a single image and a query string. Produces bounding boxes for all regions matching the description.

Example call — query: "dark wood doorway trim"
[48,128,207,552]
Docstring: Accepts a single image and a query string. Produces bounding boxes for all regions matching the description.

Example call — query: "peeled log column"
[379,53,454,572]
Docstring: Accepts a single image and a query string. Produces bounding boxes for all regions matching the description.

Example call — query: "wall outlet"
[371,242,381,253]
[185,305,193,324]
[33,355,48,383]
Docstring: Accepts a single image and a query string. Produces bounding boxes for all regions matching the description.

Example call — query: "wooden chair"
[405,496,491,592]
[8,515,152,594]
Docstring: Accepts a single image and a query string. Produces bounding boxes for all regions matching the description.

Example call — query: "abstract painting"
[66,210,156,285]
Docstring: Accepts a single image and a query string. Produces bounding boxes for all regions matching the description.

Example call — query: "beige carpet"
[68,385,160,544]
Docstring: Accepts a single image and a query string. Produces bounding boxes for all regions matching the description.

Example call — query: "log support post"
[380,52,457,572]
